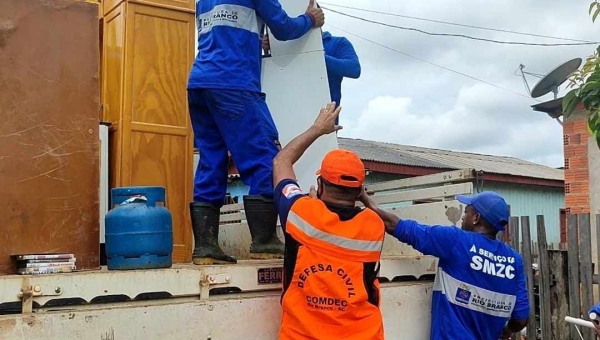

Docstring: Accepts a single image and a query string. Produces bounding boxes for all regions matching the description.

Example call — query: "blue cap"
[589,301,600,317]
[456,191,510,231]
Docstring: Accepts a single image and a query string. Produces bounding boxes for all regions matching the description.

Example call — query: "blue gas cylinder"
[105,186,173,270]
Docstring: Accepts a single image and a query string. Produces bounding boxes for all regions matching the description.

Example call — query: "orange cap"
[315,149,365,188]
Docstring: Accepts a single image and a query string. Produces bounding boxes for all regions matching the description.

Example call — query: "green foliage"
[563,1,600,148]
[591,1,600,22]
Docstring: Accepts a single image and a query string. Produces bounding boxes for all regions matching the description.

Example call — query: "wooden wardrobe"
[100,0,196,263]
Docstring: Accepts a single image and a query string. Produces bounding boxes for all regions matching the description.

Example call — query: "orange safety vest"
[279,196,386,340]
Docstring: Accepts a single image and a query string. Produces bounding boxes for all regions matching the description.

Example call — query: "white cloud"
[338,86,564,167]
[322,0,596,168]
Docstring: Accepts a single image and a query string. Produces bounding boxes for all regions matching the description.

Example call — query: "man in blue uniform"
[263,25,361,124]
[187,0,325,265]
[361,191,530,340]
[320,30,361,124]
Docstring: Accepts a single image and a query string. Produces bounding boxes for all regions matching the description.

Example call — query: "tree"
[562,1,600,148]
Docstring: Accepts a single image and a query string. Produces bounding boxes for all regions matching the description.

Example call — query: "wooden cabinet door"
[121,3,195,262]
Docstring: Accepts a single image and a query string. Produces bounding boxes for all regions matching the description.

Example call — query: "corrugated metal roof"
[338,138,564,181]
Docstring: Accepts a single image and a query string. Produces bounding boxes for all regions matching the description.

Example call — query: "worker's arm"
[273,102,342,230]
[254,0,323,41]
[273,179,307,232]
[325,38,361,79]
[272,101,342,188]
[359,189,399,233]
[360,192,459,259]
[500,319,529,339]
[500,259,530,339]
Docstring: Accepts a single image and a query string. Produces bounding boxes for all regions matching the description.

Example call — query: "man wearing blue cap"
[359,190,530,340]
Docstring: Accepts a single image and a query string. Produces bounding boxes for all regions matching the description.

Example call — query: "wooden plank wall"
[514,213,600,340]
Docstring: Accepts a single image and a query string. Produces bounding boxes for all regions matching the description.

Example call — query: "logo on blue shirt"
[455,285,471,305]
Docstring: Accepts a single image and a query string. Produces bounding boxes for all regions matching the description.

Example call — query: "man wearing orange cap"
[272,102,385,340]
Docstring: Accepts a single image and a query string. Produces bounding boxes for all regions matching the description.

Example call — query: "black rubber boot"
[243,195,285,260]
[190,202,237,265]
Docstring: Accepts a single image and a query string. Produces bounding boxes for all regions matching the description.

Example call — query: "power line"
[322,6,600,47]
[326,24,540,102]
[319,2,597,44]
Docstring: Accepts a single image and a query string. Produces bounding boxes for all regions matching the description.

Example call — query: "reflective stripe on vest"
[286,197,384,263]
[288,211,383,252]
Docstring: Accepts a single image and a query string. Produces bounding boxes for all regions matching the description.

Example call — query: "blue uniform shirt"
[393,220,529,340]
[322,31,361,108]
[189,0,314,92]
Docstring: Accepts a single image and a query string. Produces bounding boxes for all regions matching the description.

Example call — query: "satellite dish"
[530,58,582,99]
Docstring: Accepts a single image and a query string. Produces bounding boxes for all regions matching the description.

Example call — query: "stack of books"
[12,253,76,275]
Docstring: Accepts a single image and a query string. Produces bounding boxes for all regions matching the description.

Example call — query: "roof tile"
[338,138,563,181]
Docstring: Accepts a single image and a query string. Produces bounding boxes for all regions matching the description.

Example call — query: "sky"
[318,0,599,168]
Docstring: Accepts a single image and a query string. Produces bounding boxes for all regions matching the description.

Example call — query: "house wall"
[590,135,600,261]
[481,181,565,246]
[563,111,591,215]
[365,172,410,185]
[563,110,600,275]
[590,135,600,296]
[222,171,409,203]
[220,166,565,245]
[193,142,565,244]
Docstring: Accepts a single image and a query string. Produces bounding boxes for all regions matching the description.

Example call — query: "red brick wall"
[563,116,590,214]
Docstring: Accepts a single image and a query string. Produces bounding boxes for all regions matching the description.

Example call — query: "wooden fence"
[501,213,600,340]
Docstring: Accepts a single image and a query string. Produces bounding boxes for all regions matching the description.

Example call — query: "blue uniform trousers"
[188,89,280,208]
